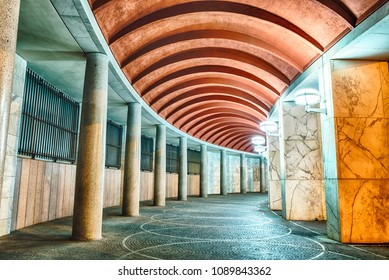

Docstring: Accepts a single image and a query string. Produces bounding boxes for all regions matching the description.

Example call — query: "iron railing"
[18,68,80,163]
[105,120,123,168]
[166,144,179,173]
[188,149,201,175]
[141,135,153,171]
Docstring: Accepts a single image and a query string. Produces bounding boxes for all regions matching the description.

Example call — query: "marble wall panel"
[10,158,123,232]
[324,60,389,243]
[260,158,268,193]
[269,151,281,181]
[331,61,389,118]
[140,171,154,201]
[284,179,326,221]
[285,139,323,180]
[166,173,178,198]
[338,179,389,243]
[268,136,281,181]
[268,181,282,210]
[336,117,389,179]
[207,151,220,194]
[283,103,320,141]
[188,174,200,196]
[252,159,260,192]
[280,100,325,220]
[247,160,254,192]
[228,155,240,193]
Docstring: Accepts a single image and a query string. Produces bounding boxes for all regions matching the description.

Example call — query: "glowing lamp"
[251,135,266,146]
[259,121,278,133]
[254,145,267,153]
[294,88,321,106]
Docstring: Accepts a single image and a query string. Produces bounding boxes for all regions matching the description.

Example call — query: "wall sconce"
[259,120,279,137]
[252,135,266,146]
[254,145,267,153]
[294,88,326,114]
[252,136,267,154]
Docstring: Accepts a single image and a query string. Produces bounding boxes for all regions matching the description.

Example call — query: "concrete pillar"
[200,144,208,197]
[259,157,265,193]
[322,60,389,243]
[178,136,187,201]
[72,53,108,241]
[154,124,166,206]
[1,55,26,237]
[279,100,325,221]
[240,154,247,194]
[122,102,141,216]
[0,0,21,220]
[263,157,269,193]
[268,135,282,210]
[220,149,228,195]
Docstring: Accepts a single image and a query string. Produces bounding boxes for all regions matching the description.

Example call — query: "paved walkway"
[0,193,388,260]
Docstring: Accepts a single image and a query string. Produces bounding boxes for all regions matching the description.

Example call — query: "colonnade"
[0,26,264,240]
[58,53,262,240]
[266,59,389,243]
[3,0,386,245]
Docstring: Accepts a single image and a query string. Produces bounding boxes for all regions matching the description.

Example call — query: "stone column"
[321,60,389,243]
[1,55,26,237]
[178,136,187,201]
[154,124,166,206]
[260,156,268,193]
[72,53,108,241]
[240,154,247,194]
[122,102,141,216]
[0,0,21,222]
[200,144,208,197]
[220,149,228,195]
[268,135,282,210]
[279,101,325,221]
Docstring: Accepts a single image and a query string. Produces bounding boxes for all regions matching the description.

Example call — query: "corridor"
[0,193,388,260]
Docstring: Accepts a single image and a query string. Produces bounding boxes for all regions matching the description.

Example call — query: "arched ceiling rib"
[154,86,270,115]
[106,1,324,51]
[88,0,386,152]
[180,108,261,132]
[142,65,282,98]
[131,47,292,85]
[120,29,304,72]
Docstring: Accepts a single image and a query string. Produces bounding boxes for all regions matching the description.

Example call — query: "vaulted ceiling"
[88,0,387,152]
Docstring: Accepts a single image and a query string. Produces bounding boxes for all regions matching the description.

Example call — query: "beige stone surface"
[336,117,389,179]
[281,103,325,220]
[325,60,389,243]
[269,180,282,210]
[284,179,326,221]
[338,179,389,243]
[332,61,389,118]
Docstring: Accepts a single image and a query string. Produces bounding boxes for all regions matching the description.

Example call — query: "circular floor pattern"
[120,195,329,260]
[1,193,388,260]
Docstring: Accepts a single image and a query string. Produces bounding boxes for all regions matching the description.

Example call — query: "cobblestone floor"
[0,193,388,260]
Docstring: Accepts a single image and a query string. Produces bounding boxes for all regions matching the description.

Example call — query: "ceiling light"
[294,88,327,114]
[294,88,321,106]
[254,145,267,153]
[251,135,266,146]
[259,120,278,133]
